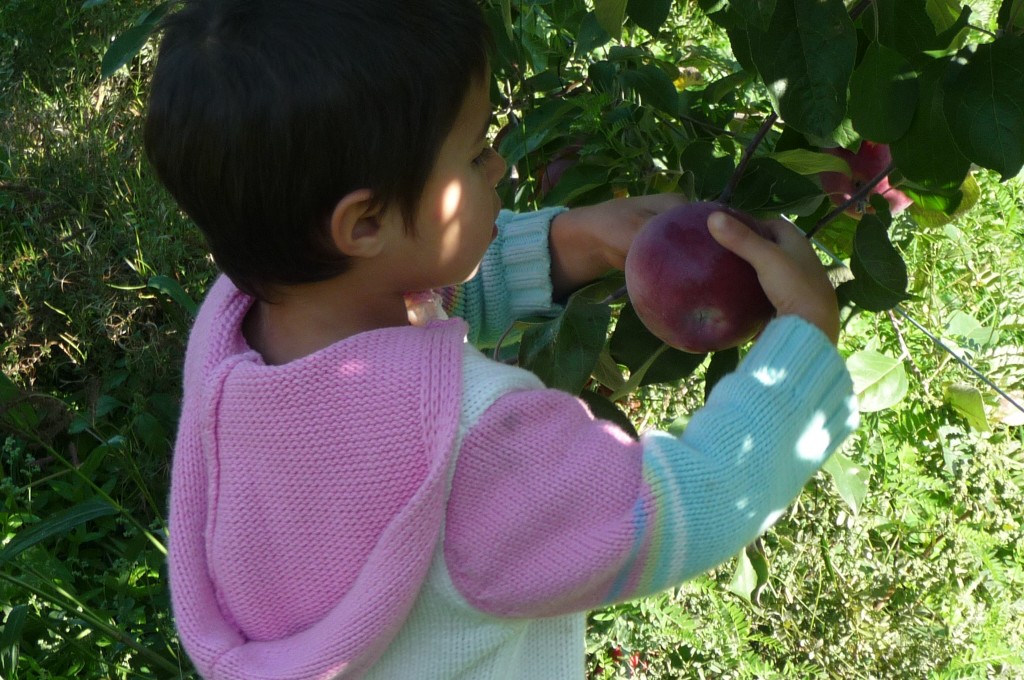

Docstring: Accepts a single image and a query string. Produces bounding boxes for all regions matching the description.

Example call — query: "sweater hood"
[168,277,466,679]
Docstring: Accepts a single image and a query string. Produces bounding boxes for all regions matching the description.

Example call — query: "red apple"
[624,202,774,354]
[538,143,582,198]
[819,142,912,218]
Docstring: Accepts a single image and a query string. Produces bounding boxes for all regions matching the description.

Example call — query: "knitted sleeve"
[443,316,859,618]
[441,207,567,347]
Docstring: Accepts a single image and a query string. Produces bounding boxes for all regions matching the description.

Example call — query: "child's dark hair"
[144,0,492,299]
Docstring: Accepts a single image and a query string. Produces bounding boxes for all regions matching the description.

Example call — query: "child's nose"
[488,150,508,188]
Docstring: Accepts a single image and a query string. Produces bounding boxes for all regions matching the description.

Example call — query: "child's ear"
[328,189,387,258]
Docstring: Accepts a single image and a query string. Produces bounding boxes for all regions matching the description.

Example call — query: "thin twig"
[848,0,873,22]
[599,284,629,306]
[887,309,926,386]
[968,23,998,39]
[805,160,895,239]
[659,111,740,141]
[809,237,1024,419]
[718,112,778,205]
[891,307,1024,417]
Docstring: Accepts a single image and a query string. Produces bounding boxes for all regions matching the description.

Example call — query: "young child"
[145,1,859,678]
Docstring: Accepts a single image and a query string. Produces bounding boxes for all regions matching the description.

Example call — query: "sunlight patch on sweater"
[796,411,830,461]
[751,366,787,386]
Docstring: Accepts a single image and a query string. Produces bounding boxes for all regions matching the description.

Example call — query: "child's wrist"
[549,209,607,299]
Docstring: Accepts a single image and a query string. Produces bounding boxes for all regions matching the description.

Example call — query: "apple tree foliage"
[468,0,1024,429]
[98,0,1024,425]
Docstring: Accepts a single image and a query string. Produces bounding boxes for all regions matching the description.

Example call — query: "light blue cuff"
[445,207,567,348]
[494,206,567,319]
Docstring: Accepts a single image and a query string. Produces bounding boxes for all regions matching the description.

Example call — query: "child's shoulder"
[458,342,545,426]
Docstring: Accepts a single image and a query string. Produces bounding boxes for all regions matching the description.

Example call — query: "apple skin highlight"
[624,202,775,354]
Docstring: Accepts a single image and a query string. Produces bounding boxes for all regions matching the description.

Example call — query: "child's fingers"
[708,211,840,343]
[709,212,821,275]
[707,211,784,271]
[707,212,799,304]
[757,217,823,265]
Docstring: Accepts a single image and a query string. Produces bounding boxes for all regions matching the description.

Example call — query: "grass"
[2,1,212,676]
[2,1,1024,678]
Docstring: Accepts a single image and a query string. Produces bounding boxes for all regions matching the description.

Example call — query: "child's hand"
[549,194,687,299]
[708,211,840,345]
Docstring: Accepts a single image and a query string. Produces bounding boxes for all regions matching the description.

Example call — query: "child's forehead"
[456,76,495,133]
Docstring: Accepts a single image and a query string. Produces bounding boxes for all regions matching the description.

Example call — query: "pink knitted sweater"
[169,212,859,679]
[170,274,473,678]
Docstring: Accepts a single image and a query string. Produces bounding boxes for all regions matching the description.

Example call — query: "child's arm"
[443,212,858,617]
[442,195,686,347]
[548,194,686,300]
[441,207,563,347]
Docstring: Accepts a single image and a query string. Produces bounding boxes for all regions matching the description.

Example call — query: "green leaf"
[498,99,578,168]
[578,390,639,439]
[842,215,910,312]
[610,303,706,386]
[699,0,777,32]
[822,451,869,514]
[133,411,169,456]
[679,140,736,200]
[0,373,39,432]
[943,36,1024,180]
[727,548,759,601]
[852,214,904,287]
[906,173,979,228]
[745,0,857,138]
[846,349,909,412]
[0,370,20,403]
[925,0,968,34]
[849,43,920,143]
[620,63,681,117]
[730,157,825,217]
[100,2,172,78]
[592,348,627,393]
[872,0,972,63]
[734,0,776,31]
[518,293,611,394]
[726,543,769,603]
[540,162,611,207]
[0,604,27,673]
[889,57,971,190]
[148,275,198,317]
[725,26,757,74]
[0,498,118,565]
[571,273,630,306]
[701,71,754,105]
[944,382,990,431]
[627,0,672,34]
[102,24,154,77]
[944,310,1001,351]
[697,0,728,11]
[594,0,628,39]
[577,12,612,54]
[999,0,1024,34]
[768,149,851,176]
[78,442,116,478]
[499,0,514,41]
